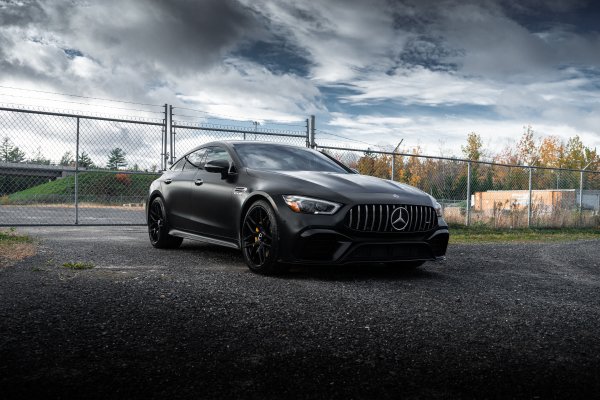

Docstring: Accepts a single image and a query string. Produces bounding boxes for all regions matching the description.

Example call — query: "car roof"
[185,140,309,154]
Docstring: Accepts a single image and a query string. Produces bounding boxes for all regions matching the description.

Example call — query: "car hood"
[247,169,434,205]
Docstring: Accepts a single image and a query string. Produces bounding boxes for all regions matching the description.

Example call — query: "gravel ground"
[1,226,599,399]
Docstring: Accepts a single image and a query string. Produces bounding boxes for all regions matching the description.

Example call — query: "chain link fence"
[1,104,598,228]
[0,105,310,226]
[318,145,600,228]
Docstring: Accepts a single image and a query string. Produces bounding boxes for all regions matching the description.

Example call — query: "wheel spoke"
[257,244,265,265]
[242,233,255,242]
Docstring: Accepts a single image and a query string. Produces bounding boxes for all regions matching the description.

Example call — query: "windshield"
[233,143,349,173]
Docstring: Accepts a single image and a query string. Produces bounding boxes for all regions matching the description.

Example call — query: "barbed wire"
[0,92,165,115]
[172,106,307,128]
[0,85,164,108]
[316,130,383,149]
[0,102,165,124]
[172,120,306,135]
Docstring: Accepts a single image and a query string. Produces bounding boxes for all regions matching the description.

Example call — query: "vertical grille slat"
[345,204,438,233]
[383,205,389,232]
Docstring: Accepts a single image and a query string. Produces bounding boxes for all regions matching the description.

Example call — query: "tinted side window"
[170,158,186,171]
[185,149,206,170]
[205,147,231,164]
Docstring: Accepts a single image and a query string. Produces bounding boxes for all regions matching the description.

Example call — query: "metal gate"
[0,104,312,226]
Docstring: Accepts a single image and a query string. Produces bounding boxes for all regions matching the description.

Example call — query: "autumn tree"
[517,125,539,166]
[461,132,485,192]
[538,136,564,168]
[356,148,376,176]
[461,132,483,161]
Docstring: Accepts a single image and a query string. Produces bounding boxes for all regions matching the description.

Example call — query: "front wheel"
[241,200,281,274]
[148,197,183,249]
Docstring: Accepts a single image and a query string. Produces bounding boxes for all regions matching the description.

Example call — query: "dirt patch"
[0,242,37,268]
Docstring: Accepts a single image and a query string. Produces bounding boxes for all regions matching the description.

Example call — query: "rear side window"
[185,149,207,169]
[170,158,186,171]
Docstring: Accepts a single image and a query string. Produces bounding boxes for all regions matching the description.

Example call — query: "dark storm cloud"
[66,0,263,74]
[0,0,46,26]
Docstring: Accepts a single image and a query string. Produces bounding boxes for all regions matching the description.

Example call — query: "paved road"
[0,205,144,225]
[1,227,600,399]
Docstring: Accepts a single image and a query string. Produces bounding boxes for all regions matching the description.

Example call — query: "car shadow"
[279,263,442,282]
[177,242,442,282]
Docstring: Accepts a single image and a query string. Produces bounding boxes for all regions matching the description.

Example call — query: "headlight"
[434,201,443,217]
[283,195,342,215]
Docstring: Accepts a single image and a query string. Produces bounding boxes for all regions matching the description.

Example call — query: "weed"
[62,261,95,270]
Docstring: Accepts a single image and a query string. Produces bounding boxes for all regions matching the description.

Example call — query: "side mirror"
[205,159,236,179]
[205,159,230,173]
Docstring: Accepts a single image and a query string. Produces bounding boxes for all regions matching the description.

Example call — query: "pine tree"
[78,152,94,168]
[107,148,127,170]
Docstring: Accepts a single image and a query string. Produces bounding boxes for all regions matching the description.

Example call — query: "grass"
[449,224,600,244]
[0,228,32,244]
[62,261,95,270]
[7,171,158,204]
[0,229,36,267]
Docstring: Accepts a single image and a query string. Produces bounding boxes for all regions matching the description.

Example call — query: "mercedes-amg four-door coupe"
[147,141,449,274]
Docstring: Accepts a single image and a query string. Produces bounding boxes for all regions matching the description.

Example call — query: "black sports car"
[147,141,449,274]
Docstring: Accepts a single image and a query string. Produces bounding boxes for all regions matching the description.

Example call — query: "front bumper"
[273,198,449,265]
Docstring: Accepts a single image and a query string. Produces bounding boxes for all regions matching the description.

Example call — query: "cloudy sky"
[1,0,599,157]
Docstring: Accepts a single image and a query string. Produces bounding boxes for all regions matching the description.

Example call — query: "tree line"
[0,137,157,172]
[347,126,600,200]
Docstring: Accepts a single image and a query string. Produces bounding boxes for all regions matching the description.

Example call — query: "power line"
[0,85,164,108]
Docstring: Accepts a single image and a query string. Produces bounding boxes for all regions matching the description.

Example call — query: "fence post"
[305,118,310,148]
[162,104,168,171]
[391,153,395,181]
[465,161,471,226]
[75,117,80,225]
[579,169,584,226]
[309,115,315,149]
[169,105,174,165]
[527,167,532,228]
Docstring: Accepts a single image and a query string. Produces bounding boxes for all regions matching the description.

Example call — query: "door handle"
[194,179,203,186]
[164,178,172,184]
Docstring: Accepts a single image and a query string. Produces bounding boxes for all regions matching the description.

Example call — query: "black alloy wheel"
[241,200,280,274]
[148,197,183,249]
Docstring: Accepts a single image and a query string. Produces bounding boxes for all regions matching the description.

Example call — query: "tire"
[241,200,281,274]
[147,197,183,249]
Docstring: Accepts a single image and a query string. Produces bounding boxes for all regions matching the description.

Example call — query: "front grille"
[345,204,438,233]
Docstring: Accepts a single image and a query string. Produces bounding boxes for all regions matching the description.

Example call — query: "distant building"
[472,189,600,213]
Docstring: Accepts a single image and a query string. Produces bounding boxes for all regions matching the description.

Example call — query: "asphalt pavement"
[1,226,599,399]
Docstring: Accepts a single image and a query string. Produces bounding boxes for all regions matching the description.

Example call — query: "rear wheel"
[241,200,281,274]
[148,197,183,249]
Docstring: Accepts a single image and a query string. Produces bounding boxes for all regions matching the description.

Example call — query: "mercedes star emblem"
[390,206,410,231]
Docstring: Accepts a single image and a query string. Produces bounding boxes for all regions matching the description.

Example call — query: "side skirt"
[168,229,240,250]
